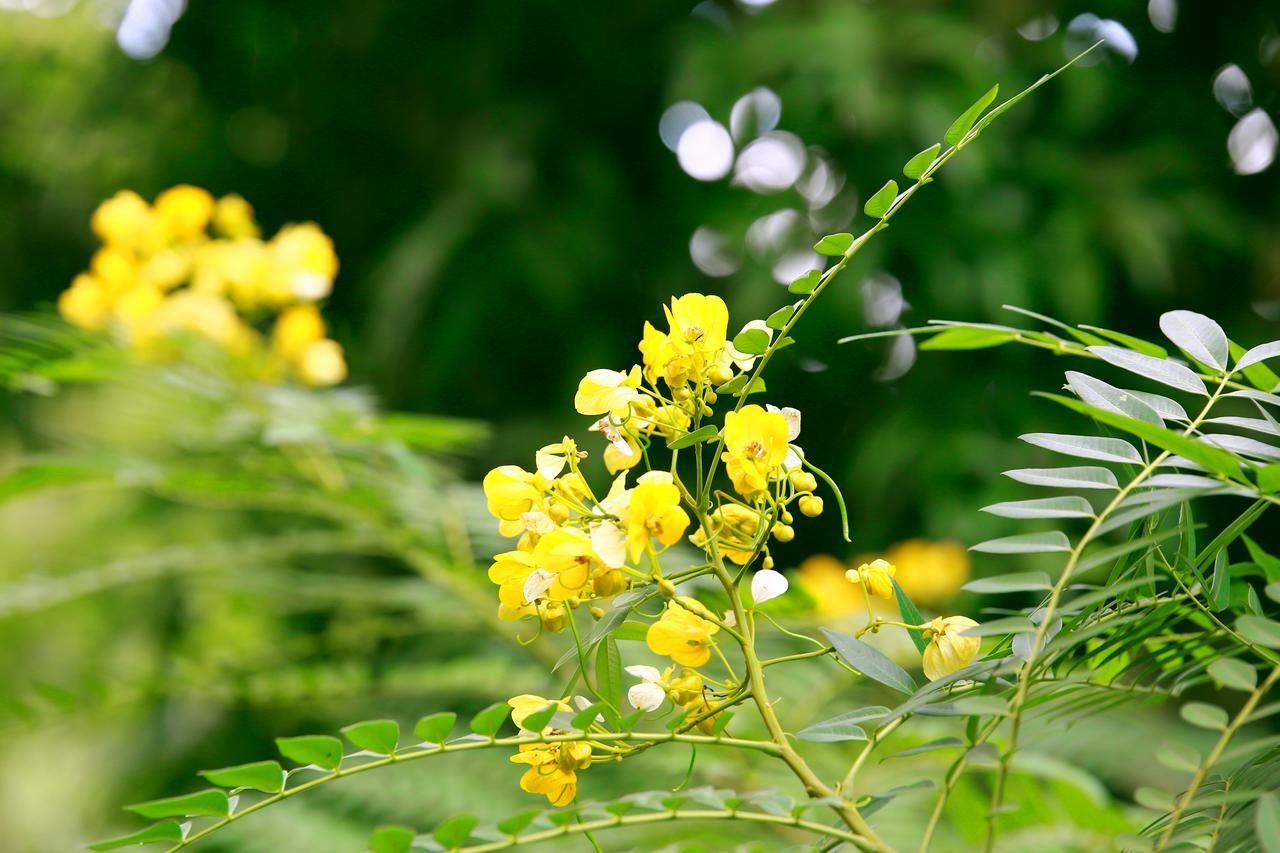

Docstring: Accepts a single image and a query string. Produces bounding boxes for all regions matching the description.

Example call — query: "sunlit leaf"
[980,496,1093,519]
[666,425,719,450]
[340,719,399,755]
[470,702,511,738]
[1086,346,1208,395]
[813,233,853,256]
[891,579,929,653]
[1160,310,1229,371]
[276,735,343,771]
[1065,371,1163,425]
[945,84,999,146]
[414,712,457,744]
[863,180,899,219]
[1020,432,1142,465]
[919,327,1016,351]
[433,815,478,849]
[126,789,229,819]
[369,826,416,853]
[971,531,1071,554]
[963,572,1053,593]
[198,760,285,793]
[788,269,820,295]
[903,143,942,180]
[732,328,770,356]
[89,822,185,851]
[1003,466,1118,490]
[1236,341,1280,372]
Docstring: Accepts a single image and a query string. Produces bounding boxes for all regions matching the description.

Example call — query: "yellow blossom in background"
[623,471,689,561]
[796,555,866,615]
[886,539,970,608]
[59,186,346,387]
[722,404,789,496]
[922,615,981,680]
[510,741,591,806]
[847,558,897,600]
[646,600,719,667]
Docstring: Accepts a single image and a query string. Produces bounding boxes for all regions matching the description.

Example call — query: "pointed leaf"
[903,143,942,180]
[1021,433,1142,465]
[971,531,1071,554]
[276,735,343,770]
[962,572,1053,593]
[919,327,1016,351]
[667,425,719,450]
[1235,341,1280,372]
[126,789,229,819]
[496,809,542,836]
[863,180,899,219]
[341,719,399,755]
[1065,371,1162,425]
[1086,346,1208,395]
[518,704,560,734]
[766,304,796,331]
[89,822,185,851]
[796,717,868,743]
[891,579,929,653]
[470,701,512,738]
[1004,466,1118,490]
[598,638,622,711]
[414,712,457,744]
[945,84,999,146]
[820,628,916,694]
[980,496,1093,519]
[198,760,285,793]
[1160,310,1229,371]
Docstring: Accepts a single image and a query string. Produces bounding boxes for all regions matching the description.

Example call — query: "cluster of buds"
[58,186,346,387]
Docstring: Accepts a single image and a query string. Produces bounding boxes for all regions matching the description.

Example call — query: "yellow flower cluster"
[58,186,346,387]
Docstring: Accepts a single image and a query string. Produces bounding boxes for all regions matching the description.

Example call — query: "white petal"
[624,665,663,682]
[520,510,556,534]
[589,521,627,569]
[784,445,804,471]
[751,569,789,605]
[522,568,556,603]
[628,682,666,712]
[722,610,738,629]
[291,271,332,301]
[535,449,567,480]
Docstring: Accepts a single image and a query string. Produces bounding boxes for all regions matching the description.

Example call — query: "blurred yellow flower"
[91,190,152,248]
[154,184,214,241]
[646,600,719,667]
[57,275,110,331]
[886,539,970,608]
[922,615,981,681]
[296,339,347,387]
[574,366,642,419]
[212,193,260,239]
[796,555,865,615]
[847,558,897,600]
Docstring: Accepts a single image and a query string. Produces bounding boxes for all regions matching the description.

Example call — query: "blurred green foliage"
[1,1,1279,850]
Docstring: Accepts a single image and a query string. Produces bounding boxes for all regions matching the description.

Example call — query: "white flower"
[522,568,556,604]
[625,665,666,711]
[589,416,636,459]
[589,520,627,568]
[722,609,738,629]
[751,569,789,605]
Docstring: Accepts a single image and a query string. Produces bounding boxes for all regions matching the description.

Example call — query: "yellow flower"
[665,293,728,357]
[154,185,215,242]
[91,190,152,248]
[91,248,138,294]
[296,339,347,387]
[273,304,326,359]
[796,555,865,615]
[689,503,761,565]
[623,471,690,562]
[646,600,719,667]
[140,249,191,291]
[887,539,970,609]
[574,366,642,418]
[529,527,597,599]
[508,694,572,731]
[153,291,253,352]
[722,404,790,496]
[271,222,338,300]
[638,321,674,385]
[58,274,110,331]
[847,558,897,600]
[510,741,591,806]
[483,466,545,537]
[922,615,981,681]
[213,194,260,239]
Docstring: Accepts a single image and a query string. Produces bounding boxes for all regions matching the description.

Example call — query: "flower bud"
[798,495,824,517]
[762,555,774,570]
[589,606,605,620]
[780,510,794,524]
[592,569,628,598]
[771,523,795,543]
[548,502,572,525]
[540,602,568,633]
[704,390,718,405]
[708,364,733,385]
[657,578,678,597]
[789,470,818,493]
[672,386,692,402]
